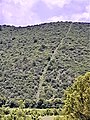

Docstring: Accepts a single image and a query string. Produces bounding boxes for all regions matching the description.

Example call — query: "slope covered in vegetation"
[0,22,90,108]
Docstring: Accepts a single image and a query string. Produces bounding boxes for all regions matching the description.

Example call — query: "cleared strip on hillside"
[36,22,73,101]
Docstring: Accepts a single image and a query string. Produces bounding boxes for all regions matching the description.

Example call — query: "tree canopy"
[61,72,90,120]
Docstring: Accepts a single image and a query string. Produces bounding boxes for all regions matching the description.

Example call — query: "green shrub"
[61,72,90,120]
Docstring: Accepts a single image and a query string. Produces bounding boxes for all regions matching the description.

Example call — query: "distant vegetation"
[0,22,90,108]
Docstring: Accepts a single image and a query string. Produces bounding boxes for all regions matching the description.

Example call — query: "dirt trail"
[36,23,73,101]
[41,116,54,120]
[55,23,72,81]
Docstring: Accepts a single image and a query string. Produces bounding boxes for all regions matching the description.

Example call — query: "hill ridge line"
[36,22,73,101]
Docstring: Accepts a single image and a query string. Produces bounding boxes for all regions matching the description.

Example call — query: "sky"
[0,0,90,26]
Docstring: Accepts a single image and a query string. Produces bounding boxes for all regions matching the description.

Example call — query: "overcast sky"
[0,0,90,26]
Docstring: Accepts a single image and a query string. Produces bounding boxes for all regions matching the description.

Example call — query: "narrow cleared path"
[36,22,73,101]
[41,116,54,120]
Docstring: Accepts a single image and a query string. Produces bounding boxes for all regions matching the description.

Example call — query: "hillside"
[0,22,90,108]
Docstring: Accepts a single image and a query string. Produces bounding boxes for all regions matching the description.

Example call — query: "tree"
[61,72,90,120]
[18,100,25,109]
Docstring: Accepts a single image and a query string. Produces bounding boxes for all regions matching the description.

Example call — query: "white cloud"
[48,12,90,23]
[1,0,41,26]
[71,13,90,22]
[48,16,66,22]
[41,0,72,9]
[74,0,88,1]
[86,5,90,12]
[4,0,39,8]
[47,2,90,22]
[0,0,90,26]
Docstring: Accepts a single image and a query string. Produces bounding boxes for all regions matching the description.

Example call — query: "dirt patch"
[41,116,54,120]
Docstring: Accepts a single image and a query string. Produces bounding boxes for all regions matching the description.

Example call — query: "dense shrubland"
[0,22,90,108]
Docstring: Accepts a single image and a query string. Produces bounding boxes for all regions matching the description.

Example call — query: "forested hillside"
[0,22,90,108]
